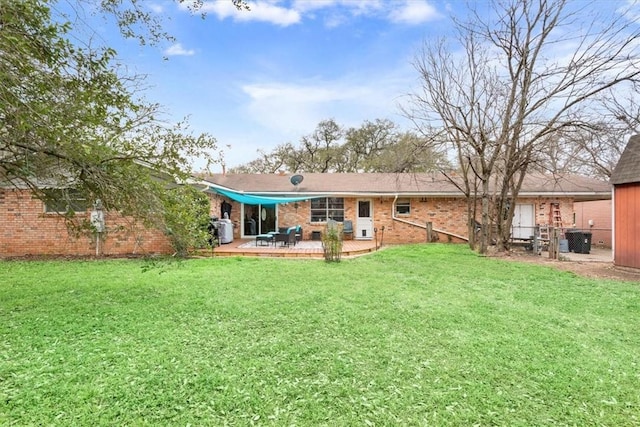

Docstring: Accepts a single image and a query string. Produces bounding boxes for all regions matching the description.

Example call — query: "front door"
[356,199,373,240]
[512,204,535,239]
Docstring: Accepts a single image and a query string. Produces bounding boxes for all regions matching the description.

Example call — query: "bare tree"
[405,0,640,253]
[540,85,640,179]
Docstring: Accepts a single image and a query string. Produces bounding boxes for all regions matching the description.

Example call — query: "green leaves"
[161,185,212,257]
[1,0,220,249]
[231,118,448,173]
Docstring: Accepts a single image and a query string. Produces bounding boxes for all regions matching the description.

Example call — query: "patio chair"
[295,225,302,243]
[343,220,353,240]
[274,226,296,247]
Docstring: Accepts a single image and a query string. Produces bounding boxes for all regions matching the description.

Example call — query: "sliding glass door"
[242,204,276,236]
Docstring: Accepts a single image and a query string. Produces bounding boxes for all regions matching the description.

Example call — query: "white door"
[512,204,535,239]
[356,199,373,240]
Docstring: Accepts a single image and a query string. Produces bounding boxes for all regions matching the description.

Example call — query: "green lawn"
[1,245,639,426]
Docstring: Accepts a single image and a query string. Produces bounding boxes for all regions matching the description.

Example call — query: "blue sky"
[90,0,456,170]
[79,0,635,171]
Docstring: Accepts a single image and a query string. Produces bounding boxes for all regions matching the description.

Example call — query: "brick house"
[611,135,640,269]
[202,172,611,245]
[0,188,172,257]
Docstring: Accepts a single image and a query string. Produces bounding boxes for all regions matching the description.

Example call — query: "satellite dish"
[290,174,304,186]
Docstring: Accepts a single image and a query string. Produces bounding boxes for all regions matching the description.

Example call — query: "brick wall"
[574,199,612,248]
[532,197,612,247]
[208,194,585,245]
[375,197,469,243]
[218,196,470,244]
[0,189,173,257]
[532,198,575,228]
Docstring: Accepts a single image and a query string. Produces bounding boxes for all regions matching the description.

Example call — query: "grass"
[1,244,639,426]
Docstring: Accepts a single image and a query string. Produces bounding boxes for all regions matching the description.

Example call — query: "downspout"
[391,194,469,242]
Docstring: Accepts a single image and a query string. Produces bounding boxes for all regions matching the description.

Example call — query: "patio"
[200,238,379,259]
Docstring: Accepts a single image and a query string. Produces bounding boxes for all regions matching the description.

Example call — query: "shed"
[611,135,640,269]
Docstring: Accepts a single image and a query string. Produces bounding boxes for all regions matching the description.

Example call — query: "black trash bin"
[564,230,579,252]
[574,231,592,254]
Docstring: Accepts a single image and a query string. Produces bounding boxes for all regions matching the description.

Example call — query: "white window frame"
[395,198,411,215]
[310,197,344,222]
[43,189,88,214]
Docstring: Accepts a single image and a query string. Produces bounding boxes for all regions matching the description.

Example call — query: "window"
[395,198,411,215]
[311,197,344,222]
[44,189,88,214]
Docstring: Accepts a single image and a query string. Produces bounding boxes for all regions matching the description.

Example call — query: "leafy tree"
[298,119,344,172]
[231,118,447,173]
[161,184,212,257]
[0,1,221,256]
[339,119,396,172]
[230,142,296,174]
[356,128,445,173]
[77,0,249,46]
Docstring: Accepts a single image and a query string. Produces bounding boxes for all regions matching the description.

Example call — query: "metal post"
[374,228,378,250]
[91,199,105,257]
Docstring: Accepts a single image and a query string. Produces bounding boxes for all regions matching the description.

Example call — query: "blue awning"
[212,187,320,206]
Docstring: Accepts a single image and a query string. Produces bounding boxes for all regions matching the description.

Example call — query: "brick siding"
[213,196,470,244]
[574,200,612,248]
[213,195,583,245]
[0,189,173,257]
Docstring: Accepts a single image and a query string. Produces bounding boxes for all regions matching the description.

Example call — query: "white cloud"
[191,0,441,28]
[389,0,440,25]
[617,0,640,22]
[148,3,164,14]
[293,0,383,15]
[242,82,353,134]
[211,73,414,167]
[164,43,196,56]
[240,69,413,138]
[292,0,338,13]
[200,1,301,26]
[292,0,387,27]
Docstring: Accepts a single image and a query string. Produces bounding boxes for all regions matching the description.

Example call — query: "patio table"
[255,233,274,246]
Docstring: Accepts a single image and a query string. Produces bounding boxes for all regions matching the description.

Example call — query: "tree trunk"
[479,179,491,254]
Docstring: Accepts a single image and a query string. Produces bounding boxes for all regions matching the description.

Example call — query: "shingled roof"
[611,135,640,185]
[203,172,610,201]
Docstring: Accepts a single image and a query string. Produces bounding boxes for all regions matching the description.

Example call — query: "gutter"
[391,195,469,242]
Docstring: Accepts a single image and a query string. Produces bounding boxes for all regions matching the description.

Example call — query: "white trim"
[356,199,374,240]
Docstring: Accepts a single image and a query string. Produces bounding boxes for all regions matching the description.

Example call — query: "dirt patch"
[492,250,640,283]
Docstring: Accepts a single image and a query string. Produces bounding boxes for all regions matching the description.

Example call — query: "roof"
[202,172,611,201]
[611,135,640,185]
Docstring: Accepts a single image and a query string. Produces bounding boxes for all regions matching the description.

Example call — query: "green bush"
[161,185,211,257]
[321,222,343,262]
